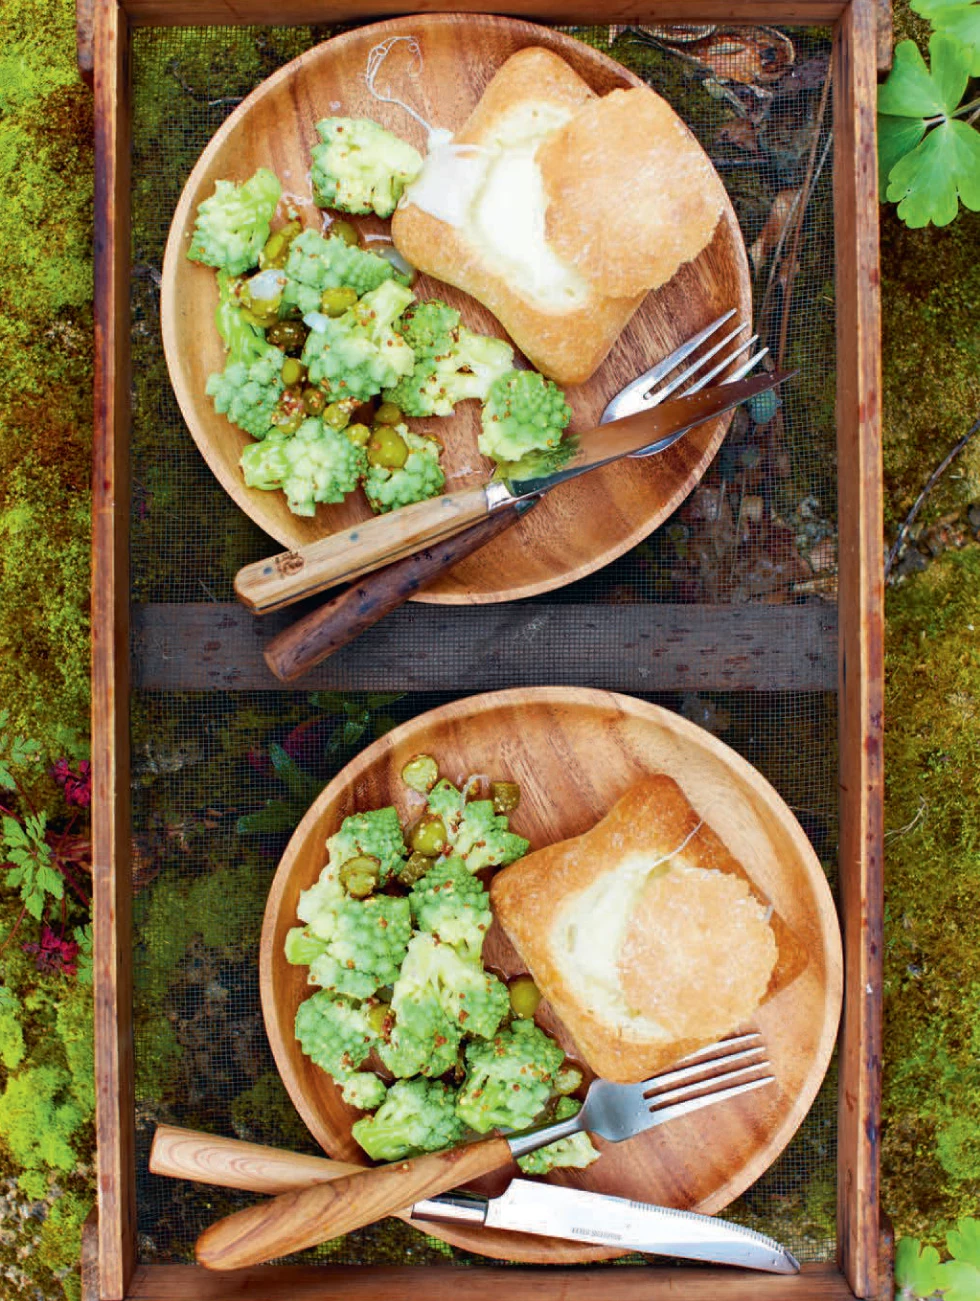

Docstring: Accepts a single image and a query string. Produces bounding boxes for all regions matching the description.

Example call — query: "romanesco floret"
[516,1097,600,1175]
[301,279,415,402]
[240,418,367,516]
[363,425,445,514]
[297,893,412,1000]
[213,270,266,363]
[188,167,282,276]
[340,1072,388,1112]
[396,300,460,357]
[386,323,515,419]
[282,229,408,315]
[351,1078,467,1161]
[207,344,286,440]
[377,996,461,1079]
[327,806,408,885]
[294,990,377,1079]
[424,781,529,872]
[456,1020,565,1133]
[310,117,423,218]
[478,369,573,465]
[392,933,509,1041]
[409,857,492,957]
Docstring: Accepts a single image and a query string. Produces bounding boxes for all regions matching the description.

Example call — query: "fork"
[260,315,770,681]
[195,1032,773,1271]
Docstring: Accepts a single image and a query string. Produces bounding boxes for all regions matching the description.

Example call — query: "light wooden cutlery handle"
[149,1124,377,1198]
[195,1135,513,1271]
[262,503,528,681]
[235,484,492,614]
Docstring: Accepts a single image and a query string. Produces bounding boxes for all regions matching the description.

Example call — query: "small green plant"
[896,1218,980,1298]
[878,13,980,227]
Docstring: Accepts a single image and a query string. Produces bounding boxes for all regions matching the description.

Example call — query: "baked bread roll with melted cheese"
[391,47,727,385]
[490,775,805,1083]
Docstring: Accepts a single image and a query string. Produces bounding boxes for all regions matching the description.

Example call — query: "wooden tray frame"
[84,0,886,1297]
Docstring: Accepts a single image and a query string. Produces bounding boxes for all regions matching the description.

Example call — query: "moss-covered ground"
[0,0,977,1294]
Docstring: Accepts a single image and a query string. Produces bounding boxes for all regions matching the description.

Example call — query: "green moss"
[230,1071,311,1150]
[37,1190,90,1301]
[883,548,980,1236]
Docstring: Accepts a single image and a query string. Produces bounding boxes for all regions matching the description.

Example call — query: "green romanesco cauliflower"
[294,990,377,1079]
[363,425,445,514]
[302,279,416,402]
[456,1019,565,1133]
[409,857,492,957]
[239,418,367,516]
[340,1072,388,1112]
[310,117,423,218]
[392,933,509,1041]
[351,1078,467,1162]
[386,311,516,419]
[282,228,408,315]
[207,271,286,439]
[327,806,408,885]
[395,300,459,358]
[478,369,573,466]
[208,344,286,440]
[516,1097,600,1174]
[288,893,412,1000]
[424,780,529,872]
[187,167,282,276]
[377,997,461,1079]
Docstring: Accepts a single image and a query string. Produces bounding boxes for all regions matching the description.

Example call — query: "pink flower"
[52,758,91,808]
[23,926,79,977]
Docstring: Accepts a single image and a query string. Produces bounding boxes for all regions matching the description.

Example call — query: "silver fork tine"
[647,1075,775,1128]
[684,334,761,391]
[646,1060,773,1112]
[599,310,737,424]
[641,1045,768,1097]
[674,1032,763,1065]
[724,347,770,384]
[639,320,751,407]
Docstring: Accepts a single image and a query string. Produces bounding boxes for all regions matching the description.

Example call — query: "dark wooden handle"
[195,1136,513,1271]
[263,504,527,682]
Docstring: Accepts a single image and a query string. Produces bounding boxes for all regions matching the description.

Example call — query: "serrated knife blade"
[410,1179,800,1274]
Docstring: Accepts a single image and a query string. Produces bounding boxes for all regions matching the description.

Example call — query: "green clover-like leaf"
[895,1237,944,1298]
[879,115,928,197]
[912,0,980,74]
[878,35,971,116]
[886,119,980,225]
[949,1219,980,1270]
[937,1259,980,1301]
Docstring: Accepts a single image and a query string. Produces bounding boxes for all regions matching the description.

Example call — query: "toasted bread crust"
[391,47,715,385]
[490,775,804,1082]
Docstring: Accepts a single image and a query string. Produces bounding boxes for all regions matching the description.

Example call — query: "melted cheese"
[400,106,591,311]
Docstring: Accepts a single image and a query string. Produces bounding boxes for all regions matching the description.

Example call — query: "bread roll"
[490,775,804,1083]
[391,47,726,385]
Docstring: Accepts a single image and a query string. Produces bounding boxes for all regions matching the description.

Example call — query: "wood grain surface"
[196,1138,514,1270]
[260,688,842,1264]
[131,599,839,693]
[832,0,884,1295]
[92,1,136,1296]
[161,15,752,604]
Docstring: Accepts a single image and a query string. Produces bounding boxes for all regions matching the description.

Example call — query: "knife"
[234,370,791,615]
[412,1179,800,1274]
[150,1125,798,1274]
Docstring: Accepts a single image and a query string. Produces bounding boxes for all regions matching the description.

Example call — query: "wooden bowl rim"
[160,14,751,605]
[259,686,843,1262]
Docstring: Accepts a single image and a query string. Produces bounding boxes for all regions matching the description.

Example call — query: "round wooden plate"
[162,15,751,604]
[260,688,842,1263]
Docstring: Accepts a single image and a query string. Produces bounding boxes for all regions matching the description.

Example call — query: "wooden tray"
[160,16,751,604]
[260,687,843,1263]
[87,1,887,1298]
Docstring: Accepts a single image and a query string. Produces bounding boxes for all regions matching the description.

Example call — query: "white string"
[363,37,433,135]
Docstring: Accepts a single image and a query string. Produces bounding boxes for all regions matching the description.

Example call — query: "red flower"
[22,926,79,977]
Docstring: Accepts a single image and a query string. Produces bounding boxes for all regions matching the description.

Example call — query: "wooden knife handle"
[195,1135,513,1271]
[263,504,527,682]
[149,1124,377,1198]
[234,484,492,614]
